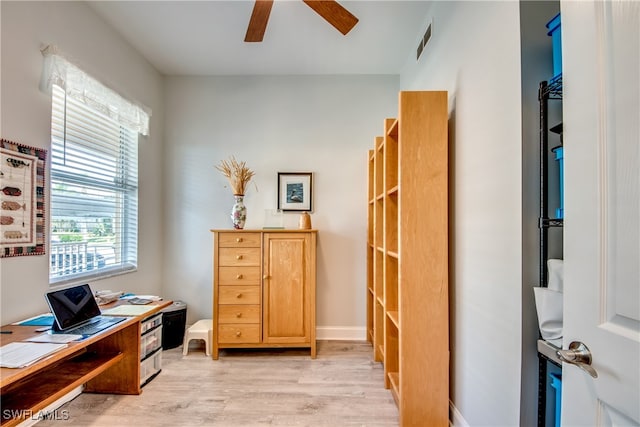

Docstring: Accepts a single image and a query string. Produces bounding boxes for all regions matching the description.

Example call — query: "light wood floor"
[39,341,398,426]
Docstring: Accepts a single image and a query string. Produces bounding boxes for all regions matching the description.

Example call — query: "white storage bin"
[141,313,162,334]
[140,349,162,386]
[141,325,163,360]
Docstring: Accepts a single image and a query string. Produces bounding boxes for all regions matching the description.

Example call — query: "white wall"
[162,75,398,332]
[400,2,524,426]
[0,1,165,324]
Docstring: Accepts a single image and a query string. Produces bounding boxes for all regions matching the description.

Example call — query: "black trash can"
[161,301,187,350]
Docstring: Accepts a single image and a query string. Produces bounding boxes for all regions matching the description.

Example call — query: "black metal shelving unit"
[536,75,563,427]
[539,76,564,282]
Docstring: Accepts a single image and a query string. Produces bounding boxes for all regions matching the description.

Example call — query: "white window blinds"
[49,84,139,284]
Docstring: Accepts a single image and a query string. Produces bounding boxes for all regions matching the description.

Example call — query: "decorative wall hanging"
[278,172,312,212]
[0,139,46,257]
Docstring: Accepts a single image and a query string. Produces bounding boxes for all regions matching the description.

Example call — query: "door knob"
[557,341,598,378]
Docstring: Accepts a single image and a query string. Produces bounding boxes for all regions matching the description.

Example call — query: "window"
[49,84,139,284]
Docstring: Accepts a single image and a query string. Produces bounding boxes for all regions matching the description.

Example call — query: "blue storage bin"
[549,373,562,427]
[552,146,564,218]
[546,13,562,79]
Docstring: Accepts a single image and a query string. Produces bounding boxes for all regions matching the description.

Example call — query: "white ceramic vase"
[231,195,247,229]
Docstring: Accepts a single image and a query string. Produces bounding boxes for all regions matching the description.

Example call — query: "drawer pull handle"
[236,274,243,279]
[236,331,242,337]
[236,293,242,298]
[236,312,242,318]
[263,275,269,280]
[236,255,243,260]
[236,238,243,243]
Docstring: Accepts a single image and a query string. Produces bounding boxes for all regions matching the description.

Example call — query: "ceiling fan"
[245,0,359,42]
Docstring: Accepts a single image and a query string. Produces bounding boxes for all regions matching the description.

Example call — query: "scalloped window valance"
[40,45,151,136]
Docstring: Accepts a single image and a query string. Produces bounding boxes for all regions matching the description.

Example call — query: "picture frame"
[0,139,47,257]
[277,172,312,212]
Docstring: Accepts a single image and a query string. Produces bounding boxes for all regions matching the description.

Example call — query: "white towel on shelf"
[534,287,563,347]
[547,259,564,292]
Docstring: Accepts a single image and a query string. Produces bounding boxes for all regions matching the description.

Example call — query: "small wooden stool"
[182,319,212,356]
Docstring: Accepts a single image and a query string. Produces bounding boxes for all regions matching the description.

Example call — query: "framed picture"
[0,139,47,257]
[278,172,312,212]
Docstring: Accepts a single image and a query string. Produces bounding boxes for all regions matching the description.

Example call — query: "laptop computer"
[45,284,126,336]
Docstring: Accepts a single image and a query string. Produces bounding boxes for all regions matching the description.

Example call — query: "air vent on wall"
[416,20,432,60]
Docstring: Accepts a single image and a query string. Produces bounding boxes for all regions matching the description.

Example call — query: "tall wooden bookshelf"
[366,91,449,426]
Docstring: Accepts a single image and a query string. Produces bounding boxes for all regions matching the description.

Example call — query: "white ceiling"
[88,0,432,76]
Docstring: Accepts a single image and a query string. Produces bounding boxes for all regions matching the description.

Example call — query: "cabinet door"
[262,233,312,344]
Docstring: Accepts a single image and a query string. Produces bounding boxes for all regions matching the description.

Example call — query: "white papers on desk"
[25,333,82,343]
[0,342,67,368]
[101,305,157,317]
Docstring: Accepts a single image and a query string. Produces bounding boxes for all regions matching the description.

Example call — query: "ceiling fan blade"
[245,0,274,42]
[303,0,359,35]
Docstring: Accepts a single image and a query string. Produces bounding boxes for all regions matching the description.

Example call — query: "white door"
[562,1,639,425]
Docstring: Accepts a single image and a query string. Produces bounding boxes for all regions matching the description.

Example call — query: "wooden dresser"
[211,229,317,359]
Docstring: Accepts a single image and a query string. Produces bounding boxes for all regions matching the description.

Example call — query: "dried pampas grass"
[215,156,255,195]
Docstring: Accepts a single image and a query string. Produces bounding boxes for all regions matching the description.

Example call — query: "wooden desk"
[0,300,171,426]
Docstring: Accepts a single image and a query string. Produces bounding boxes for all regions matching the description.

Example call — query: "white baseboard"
[316,326,367,341]
[17,385,82,427]
[450,400,469,427]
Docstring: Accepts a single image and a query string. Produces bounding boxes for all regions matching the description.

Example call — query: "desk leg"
[85,322,141,395]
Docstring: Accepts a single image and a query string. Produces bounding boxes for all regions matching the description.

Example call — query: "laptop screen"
[45,284,101,330]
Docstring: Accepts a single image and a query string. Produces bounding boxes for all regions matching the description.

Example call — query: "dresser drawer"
[218,232,261,248]
[218,266,261,285]
[218,305,260,324]
[219,285,261,305]
[218,247,261,266]
[218,324,260,343]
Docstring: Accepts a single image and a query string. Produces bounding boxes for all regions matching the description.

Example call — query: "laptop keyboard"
[64,317,126,336]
